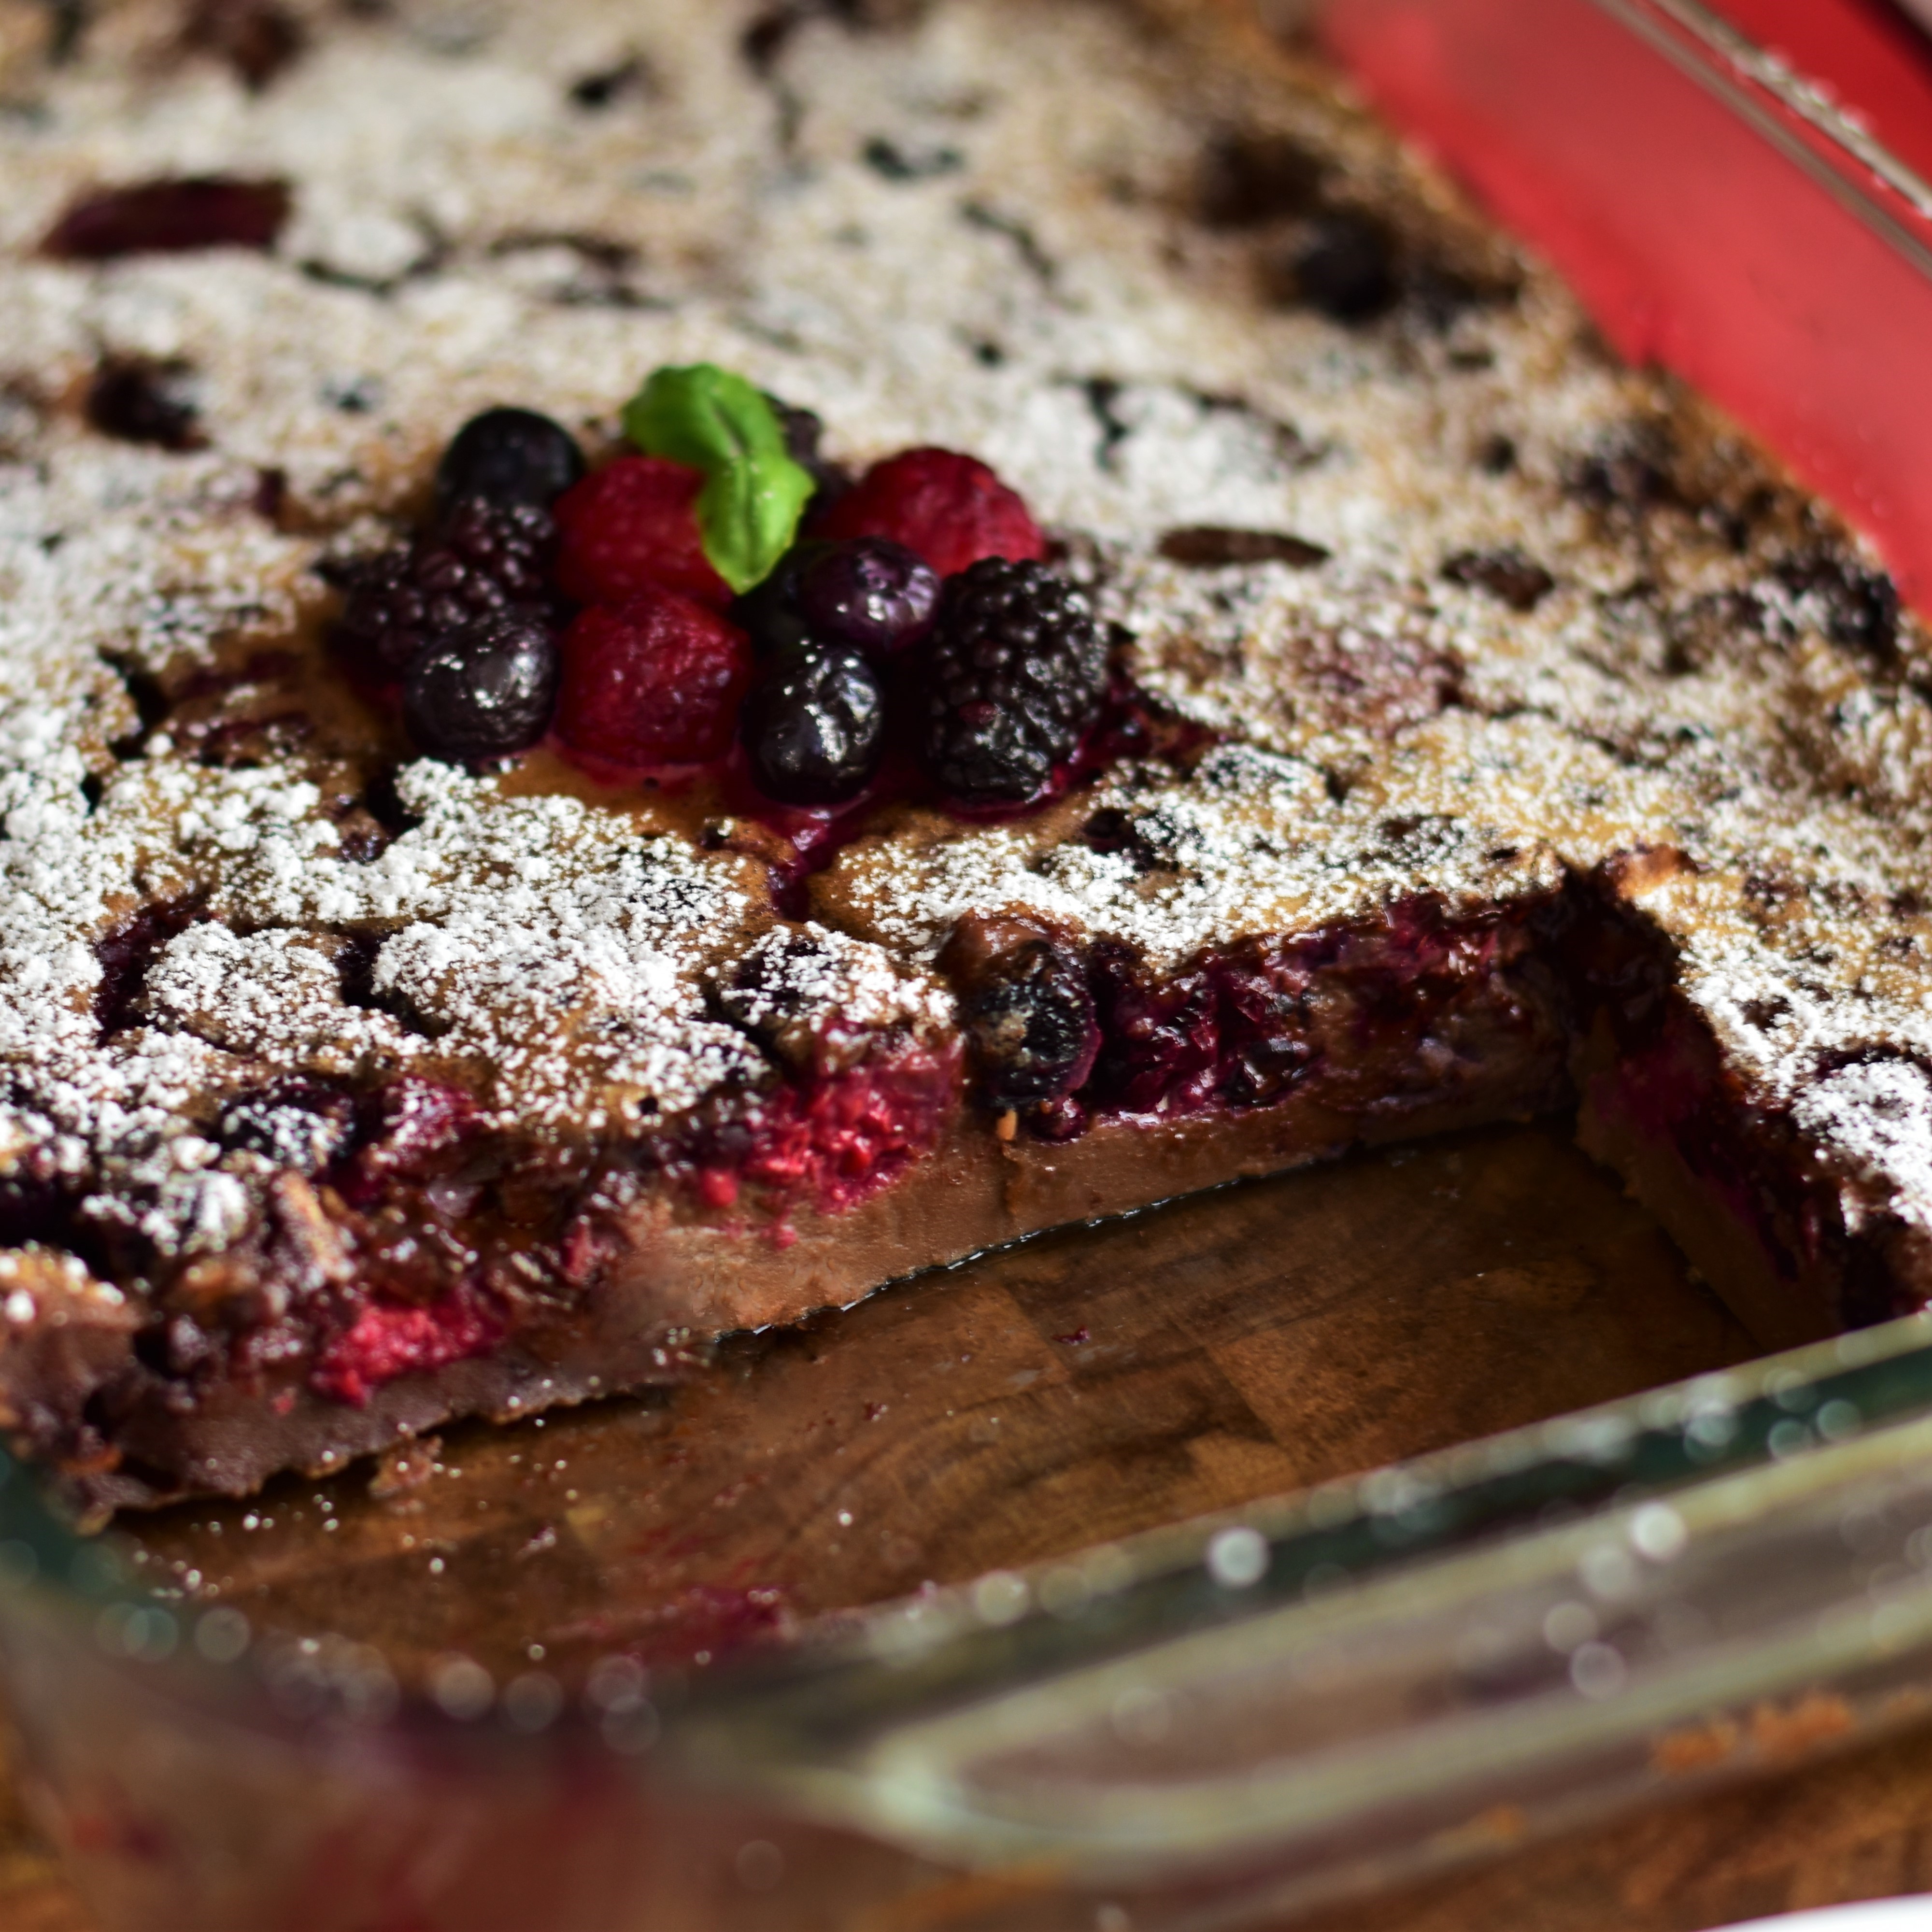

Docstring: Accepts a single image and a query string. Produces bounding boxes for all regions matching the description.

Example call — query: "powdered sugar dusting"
[0,0,1930,1291]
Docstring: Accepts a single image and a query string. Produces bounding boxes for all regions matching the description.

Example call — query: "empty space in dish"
[117,1122,1755,1685]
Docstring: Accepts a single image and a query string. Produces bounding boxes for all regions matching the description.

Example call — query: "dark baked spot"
[1160,526,1330,569]
[568,55,654,109]
[322,374,384,414]
[360,765,425,841]
[181,0,306,91]
[336,931,445,1040]
[251,466,286,524]
[863,136,964,181]
[101,655,170,758]
[217,1078,358,1174]
[1477,434,1517,476]
[742,5,802,72]
[1442,547,1555,612]
[1273,209,1398,323]
[85,357,206,452]
[94,896,210,1037]
[1078,376,1131,472]
[43,176,292,259]
[1565,425,1678,517]
[1775,549,1899,663]
[743,0,925,73]
[1196,129,1321,229]
[959,199,1057,286]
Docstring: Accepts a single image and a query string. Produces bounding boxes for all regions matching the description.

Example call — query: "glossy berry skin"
[958,936,1099,1112]
[814,447,1046,580]
[919,558,1108,805]
[553,587,753,769]
[740,644,884,806]
[795,537,939,660]
[552,455,732,611]
[338,497,557,681]
[435,407,586,514]
[401,609,560,761]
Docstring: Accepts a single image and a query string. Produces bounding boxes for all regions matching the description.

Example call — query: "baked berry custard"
[3,0,1929,1515]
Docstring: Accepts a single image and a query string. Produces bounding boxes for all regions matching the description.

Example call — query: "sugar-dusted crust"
[2,0,1931,1510]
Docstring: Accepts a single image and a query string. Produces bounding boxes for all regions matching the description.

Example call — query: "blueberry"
[402,609,560,761]
[435,407,586,514]
[796,537,939,660]
[740,644,884,806]
[960,938,1099,1110]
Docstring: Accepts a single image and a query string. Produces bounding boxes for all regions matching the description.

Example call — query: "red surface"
[1318,0,1932,613]
[1722,0,1932,185]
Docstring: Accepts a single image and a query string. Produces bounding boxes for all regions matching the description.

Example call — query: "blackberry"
[401,609,560,761]
[740,644,884,806]
[435,407,586,513]
[338,497,558,681]
[918,558,1108,806]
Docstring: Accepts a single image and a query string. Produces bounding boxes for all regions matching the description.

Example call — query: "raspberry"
[553,455,731,611]
[312,1285,502,1408]
[919,558,1108,805]
[336,497,557,682]
[727,1047,958,1215]
[554,587,753,769]
[813,447,1046,580]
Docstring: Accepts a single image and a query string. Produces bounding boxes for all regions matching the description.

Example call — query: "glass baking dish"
[10,1304,1932,1930]
[7,3,1932,1928]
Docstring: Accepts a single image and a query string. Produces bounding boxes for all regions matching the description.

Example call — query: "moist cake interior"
[0,0,1929,1515]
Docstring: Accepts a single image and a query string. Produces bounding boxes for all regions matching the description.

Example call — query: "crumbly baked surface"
[2,0,1929,1510]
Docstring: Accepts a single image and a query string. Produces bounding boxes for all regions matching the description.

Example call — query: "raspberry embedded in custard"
[553,453,733,611]
[813,446,1046,579]
[553,586,754,770]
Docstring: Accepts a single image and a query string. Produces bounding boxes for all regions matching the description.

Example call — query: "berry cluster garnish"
[328,367,1110,814]
[918,558,1108,805]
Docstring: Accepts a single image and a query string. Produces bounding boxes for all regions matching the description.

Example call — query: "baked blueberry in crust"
[2,0,1930,1518]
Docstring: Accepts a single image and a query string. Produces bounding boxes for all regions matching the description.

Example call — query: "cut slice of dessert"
[0,0,1928,1515]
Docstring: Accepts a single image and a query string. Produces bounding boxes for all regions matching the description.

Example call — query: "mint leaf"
[621,364,812,592]
[697,454,815,597]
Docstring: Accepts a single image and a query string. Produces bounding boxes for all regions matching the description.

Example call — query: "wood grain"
[12,1124,1932,1927]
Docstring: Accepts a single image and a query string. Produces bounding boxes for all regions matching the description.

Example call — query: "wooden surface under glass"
[14,1119,1932,1930]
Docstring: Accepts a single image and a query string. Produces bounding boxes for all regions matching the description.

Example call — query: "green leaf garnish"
[621,364,813,595]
